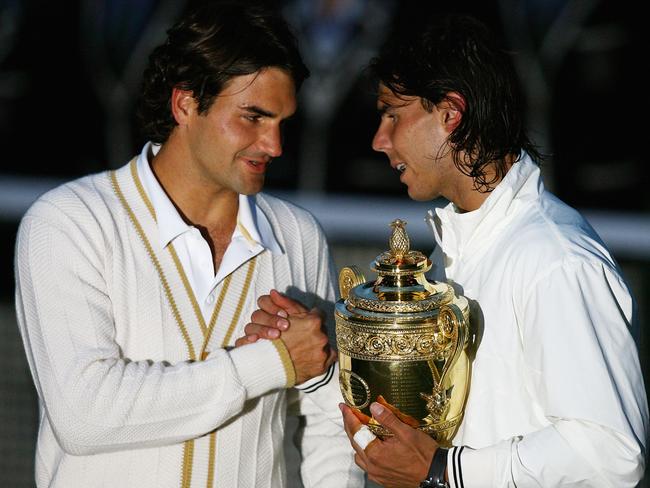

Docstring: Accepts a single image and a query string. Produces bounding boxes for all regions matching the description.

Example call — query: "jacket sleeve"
[286,217,364,487]
[447,258,648,488]
[14,206,291,456]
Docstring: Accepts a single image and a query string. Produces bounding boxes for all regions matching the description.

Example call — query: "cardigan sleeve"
[447,259,648,488]
[14,207,289,456]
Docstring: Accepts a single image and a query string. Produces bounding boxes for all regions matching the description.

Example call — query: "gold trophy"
[336,219,470,446]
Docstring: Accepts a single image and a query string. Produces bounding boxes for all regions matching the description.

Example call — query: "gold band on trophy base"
[335,219,471,447]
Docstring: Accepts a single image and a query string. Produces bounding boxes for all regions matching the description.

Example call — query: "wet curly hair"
[370,13,542,192]
[137,1,309,144]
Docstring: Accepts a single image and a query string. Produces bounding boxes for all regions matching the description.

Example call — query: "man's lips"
[241,156,270,173]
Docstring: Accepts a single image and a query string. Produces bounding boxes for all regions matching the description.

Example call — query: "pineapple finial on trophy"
[389,219,410,259]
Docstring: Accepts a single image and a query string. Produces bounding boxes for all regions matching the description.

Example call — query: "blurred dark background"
[1,0,648,486]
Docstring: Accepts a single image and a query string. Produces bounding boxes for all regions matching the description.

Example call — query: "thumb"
[270,289,308,314]
[370,402,413,439]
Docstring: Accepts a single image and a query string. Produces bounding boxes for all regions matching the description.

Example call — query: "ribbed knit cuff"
[229,339,290,398]
[270,338,296,387]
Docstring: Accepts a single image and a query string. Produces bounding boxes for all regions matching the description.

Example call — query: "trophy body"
[335,220,470,446]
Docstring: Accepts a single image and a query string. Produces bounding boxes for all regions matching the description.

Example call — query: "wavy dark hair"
[137,1,309,144]
[370,14,542,192]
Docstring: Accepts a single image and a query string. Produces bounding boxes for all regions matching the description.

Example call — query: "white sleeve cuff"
[228,339,290,398]
[448,444,499,488]
[295,363,336,393]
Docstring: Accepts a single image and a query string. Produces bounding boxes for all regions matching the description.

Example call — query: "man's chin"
[239,178,265,196]
[406,187,426,202]
[407,187,439,202]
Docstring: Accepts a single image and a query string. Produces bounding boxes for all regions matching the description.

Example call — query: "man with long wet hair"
[337,13,647,488]
[247,11,647,488]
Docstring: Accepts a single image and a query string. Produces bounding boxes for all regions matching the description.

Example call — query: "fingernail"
[370,402,384,416]
[277,309,288,318]
[278,318,289,329]
[269,329,280,338]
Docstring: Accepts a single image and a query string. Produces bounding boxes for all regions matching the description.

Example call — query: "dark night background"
[1,0,648,486]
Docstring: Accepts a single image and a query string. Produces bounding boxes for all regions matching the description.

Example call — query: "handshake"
[235,289,337,385]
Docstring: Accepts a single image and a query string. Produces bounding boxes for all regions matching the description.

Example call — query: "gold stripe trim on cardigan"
[125,160,261,488]
[199,274,232,361]
[110,168,197,361]
[207,433,217,488]
[204,258,257,486]
[271,339,296,388]
[114,166,200,488]
[129,162,212,338]
[130,159,156,218]
[182,439,195,488]
[221,259,256,347]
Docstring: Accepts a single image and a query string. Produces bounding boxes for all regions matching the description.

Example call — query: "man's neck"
[150,140,239,231]
[149,140,239,272]
[451,155,515,213]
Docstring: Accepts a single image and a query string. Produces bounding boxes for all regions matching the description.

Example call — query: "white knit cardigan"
[15,160,363,488]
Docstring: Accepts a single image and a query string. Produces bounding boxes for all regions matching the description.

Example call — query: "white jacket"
[427,154,648,487]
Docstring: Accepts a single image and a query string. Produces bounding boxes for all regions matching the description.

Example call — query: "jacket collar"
[427,152,543,261]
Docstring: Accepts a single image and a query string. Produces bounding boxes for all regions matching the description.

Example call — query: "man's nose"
[372,123,391,153]
[261,125,283,158]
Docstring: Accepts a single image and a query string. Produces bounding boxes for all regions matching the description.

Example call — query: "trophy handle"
[437,303,468,385]
[339,266,366,299]
[422,303,468,423]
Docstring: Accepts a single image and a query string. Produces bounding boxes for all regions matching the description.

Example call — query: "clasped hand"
[235,289,336,384]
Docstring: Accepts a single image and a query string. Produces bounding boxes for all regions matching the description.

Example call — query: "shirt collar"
[136,141,282,254]
[238,194,283,254]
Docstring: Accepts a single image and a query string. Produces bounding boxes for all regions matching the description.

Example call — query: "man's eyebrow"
[377,101,391,113]
[377,98,411,113]
[239,104,276,118]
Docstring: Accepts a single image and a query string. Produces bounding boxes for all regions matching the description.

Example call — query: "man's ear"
[439,91,466,132]
[170,87,196,125]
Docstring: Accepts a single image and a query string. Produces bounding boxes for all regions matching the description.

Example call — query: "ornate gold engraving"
[336,317,460,362]
[346,287,453,313]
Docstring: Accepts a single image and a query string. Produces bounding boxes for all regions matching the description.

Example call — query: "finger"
[341,404,377,465]
[354,452,368,472]
[270,289,309,314]
[369,402,414,440]
[243,322,280,339]
[352,425,378,451]
[257,295,287,317]
[234,334,258,348]
[250,309,289,330]
[339,403,363,440]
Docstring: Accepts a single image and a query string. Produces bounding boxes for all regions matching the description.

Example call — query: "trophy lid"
[372,219,430,276]
[339,219,453,317]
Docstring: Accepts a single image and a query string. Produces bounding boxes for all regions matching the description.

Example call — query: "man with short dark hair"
[14,3,362,487]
